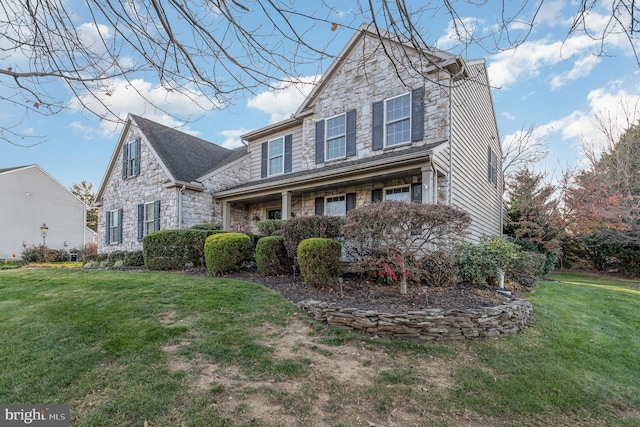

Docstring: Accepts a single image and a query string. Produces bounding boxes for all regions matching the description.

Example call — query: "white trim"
[325,112,347,161]
[268,136,285,177]
[384,92,412,147]
[325,194,347,217]
[384,185,410,201]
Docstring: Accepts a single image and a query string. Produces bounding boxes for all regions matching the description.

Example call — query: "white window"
[268,137,284,176]
[144,202,158,235]
[385,93,411,146]
[109,209,121,244]
[325,113,346,160]
[385,186,410,201]
[325,195,346,216]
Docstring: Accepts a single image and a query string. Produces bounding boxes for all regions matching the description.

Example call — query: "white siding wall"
[449,61,503,241]
[0,166,87,259]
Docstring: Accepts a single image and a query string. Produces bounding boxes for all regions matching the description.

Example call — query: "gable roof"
[295,23,467,117]
[129,114,234,183]
[0,165,32,175]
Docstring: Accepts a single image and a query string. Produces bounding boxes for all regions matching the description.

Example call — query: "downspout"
[448,78,453,206]
[178,184,186,229]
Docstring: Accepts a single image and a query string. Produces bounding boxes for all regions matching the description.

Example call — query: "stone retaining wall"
[296,299,532,341]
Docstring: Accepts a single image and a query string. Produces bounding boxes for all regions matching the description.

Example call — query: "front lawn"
[0,269,638,426]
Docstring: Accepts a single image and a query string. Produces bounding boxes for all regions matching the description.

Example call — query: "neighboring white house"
[0,165,90,260]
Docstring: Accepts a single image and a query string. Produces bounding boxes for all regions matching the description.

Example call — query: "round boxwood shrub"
[256,236,291,276]
[297,238,342,287]
[281,216,343,261]
[205,232,253,275]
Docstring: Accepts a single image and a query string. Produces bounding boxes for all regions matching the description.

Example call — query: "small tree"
[343,201,471,294]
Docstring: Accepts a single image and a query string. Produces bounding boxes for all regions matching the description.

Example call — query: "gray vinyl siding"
[449,61,503,242]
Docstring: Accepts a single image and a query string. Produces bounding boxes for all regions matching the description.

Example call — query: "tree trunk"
[399,259,407,295]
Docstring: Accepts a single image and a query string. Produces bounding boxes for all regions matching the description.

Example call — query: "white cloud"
[535,0,566,26]
[550,55,601,90]
[67,77,217,135]
[218,129,249,149]
[436,17,483,50]
[247,76,320,123]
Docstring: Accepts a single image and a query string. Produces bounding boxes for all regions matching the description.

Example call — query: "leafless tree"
[1,0,639,145]
[501,125,549,181]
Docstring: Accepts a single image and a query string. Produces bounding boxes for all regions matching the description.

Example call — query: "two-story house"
[214,25,502,240]
[96,24,502,254]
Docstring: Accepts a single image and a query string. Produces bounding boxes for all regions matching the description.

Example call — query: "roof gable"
[295,23,463,116]
[130,115,233,183]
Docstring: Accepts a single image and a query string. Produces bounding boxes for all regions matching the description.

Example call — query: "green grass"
[0,268,639,426]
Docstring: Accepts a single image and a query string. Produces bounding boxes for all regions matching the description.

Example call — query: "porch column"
[281,191,291,220]
[421,166,434,204]
[222,202,231,231]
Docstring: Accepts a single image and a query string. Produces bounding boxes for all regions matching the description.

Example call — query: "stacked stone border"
[296,298,532,341]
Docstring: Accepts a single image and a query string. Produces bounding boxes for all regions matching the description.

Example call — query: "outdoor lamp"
[40,223,49,246]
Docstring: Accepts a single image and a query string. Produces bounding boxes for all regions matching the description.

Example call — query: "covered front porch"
[215,147,449,233]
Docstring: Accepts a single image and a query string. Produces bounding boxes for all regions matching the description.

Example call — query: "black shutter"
[122,143,129,179]
[315,197,324,216]
[346,110,356,157]
[346,193,356,212]
[411,87,425,142]
[284,134,292,173]
[154,200,161,231]
[117,208,124,243]
[261,142,268,178]
[372,100,384,150]
[315,120,325,163]
[105,211,111,244]
[138,204,144,240]
[411,183,422,203]
[371,189,383,203]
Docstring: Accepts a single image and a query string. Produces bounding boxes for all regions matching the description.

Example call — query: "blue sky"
[1,1,639,190]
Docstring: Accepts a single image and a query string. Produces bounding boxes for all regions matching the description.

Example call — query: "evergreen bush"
[297,238,342,287]
[255,236,290,276]
[205,232,253,275]
[143,229,225,270]
[281,216,343,261]
[256,219,286,236]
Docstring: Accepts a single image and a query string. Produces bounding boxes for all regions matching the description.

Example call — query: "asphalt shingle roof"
[130,115,240,183]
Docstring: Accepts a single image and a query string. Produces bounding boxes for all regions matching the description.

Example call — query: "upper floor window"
[105,208,122,244]
[315,110,356,164]
[138,201,160,240]
[372,87,424,151]
[488,147,498,187]
[261,135,292,178]
[269,137,284,176]
[385,93,411,146]
[326,114,347,160]
[122,138,140,179]
[385,186,410,201]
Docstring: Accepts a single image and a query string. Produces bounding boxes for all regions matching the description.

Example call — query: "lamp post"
[40,223,49,246]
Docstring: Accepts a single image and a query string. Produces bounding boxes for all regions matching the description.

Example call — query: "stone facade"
[98,128,249,254]
[297,298,532,341]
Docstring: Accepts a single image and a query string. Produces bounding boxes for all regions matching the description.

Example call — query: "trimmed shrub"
[281,216,343,261]
[456,236,519,287]
[143,229,225,270]
[190,223,223,231]
[205,232,253,275]
[20,244,68,263]
[297,238,342,287]
[256,236,290,276]
[257,219,286,237]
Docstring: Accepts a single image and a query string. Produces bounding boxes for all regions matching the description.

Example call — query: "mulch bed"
[186,268,525,313]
